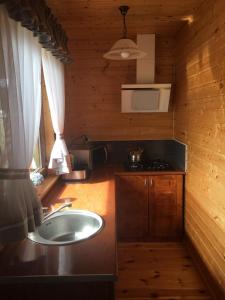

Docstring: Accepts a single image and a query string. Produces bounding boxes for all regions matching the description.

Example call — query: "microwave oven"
[69,144,108,170]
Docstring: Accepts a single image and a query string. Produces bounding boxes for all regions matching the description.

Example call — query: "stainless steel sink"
[28,210,104,245]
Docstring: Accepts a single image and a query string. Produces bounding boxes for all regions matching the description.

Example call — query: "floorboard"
[115,242,212,300]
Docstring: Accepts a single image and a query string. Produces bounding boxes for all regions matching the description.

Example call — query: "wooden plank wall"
[64,36,175,142]
[174,0,225,294]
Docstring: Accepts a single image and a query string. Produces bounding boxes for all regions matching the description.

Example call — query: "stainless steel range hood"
[121,34,171,113]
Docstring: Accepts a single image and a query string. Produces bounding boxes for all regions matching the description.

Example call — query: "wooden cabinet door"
[149,175,183,240]
[116,175,148,241]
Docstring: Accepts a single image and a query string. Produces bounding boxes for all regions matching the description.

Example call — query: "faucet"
[43,202,72,221]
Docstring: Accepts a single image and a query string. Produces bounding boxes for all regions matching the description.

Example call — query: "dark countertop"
[0,166,117,283]
[114,164,186,175]
[0,164,185,283]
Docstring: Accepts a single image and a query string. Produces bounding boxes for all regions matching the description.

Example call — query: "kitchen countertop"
[0,164,185,283]
[114,164,186,175]
[0,166,116,283]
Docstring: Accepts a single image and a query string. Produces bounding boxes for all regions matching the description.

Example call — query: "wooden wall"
[64,36,175,142]
[174,0,225,294]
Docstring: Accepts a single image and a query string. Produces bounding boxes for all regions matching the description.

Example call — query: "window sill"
[35,175,59,201]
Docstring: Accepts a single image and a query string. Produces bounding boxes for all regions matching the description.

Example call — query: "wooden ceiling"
[47,0,204,39]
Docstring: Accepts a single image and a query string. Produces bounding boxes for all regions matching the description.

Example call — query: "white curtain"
[0,6,42,243]
[42,49,71,175]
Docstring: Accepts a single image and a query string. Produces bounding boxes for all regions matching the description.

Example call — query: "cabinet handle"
[144,178,147,186]
[150,178,153,186]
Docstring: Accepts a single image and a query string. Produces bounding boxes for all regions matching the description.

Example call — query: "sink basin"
[28,210,104,245]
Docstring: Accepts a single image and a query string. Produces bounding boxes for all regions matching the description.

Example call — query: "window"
[30,106,46,173]
[30,72,54,175]
[30,136,43,170]
[0,109,6,166]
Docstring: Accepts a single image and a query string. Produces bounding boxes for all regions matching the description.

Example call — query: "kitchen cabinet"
[149,175,183,239]
[0,282,114,300]
[116,174,183,241]
[116,175,149,241]
[0,168,116,300]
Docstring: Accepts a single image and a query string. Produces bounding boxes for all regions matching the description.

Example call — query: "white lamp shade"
[103,38,146,60]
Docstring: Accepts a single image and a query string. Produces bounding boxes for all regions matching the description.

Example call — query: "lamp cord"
[122,13,127,38]
[119,6,129,39]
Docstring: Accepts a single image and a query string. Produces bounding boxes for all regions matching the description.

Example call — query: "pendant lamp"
[103,6,146,60]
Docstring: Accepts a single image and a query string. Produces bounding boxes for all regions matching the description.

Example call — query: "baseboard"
[184,234,225,300]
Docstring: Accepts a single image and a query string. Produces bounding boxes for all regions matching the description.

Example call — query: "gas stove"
[124,159,173,172]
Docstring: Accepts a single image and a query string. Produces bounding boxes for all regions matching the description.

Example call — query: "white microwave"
[121,84,171,113]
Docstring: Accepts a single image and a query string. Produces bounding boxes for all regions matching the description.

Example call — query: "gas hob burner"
[124,159,173,172]
[124,161,144,171]
[145,159,172,171]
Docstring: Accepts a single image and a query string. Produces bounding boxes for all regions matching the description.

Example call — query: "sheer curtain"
[0,6,42,243]
[42,49,71,175]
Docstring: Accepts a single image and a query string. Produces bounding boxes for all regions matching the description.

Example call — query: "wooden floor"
[115,243,212,300]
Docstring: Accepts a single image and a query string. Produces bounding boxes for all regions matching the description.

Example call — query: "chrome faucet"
[43,202,72,221]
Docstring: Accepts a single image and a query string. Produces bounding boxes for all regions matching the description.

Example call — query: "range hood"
[121,34,172,113]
